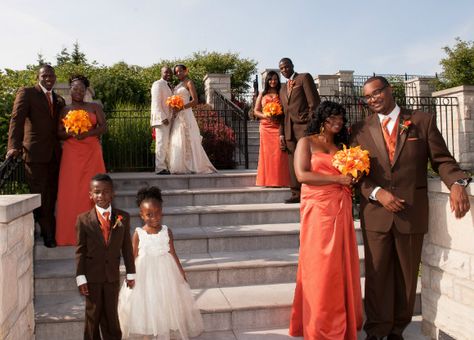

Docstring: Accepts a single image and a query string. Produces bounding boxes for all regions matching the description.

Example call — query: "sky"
[1,0,473,78]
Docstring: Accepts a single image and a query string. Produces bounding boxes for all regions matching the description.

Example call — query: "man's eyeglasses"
[362,85,388,104]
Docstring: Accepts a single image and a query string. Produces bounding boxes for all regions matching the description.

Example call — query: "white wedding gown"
[168,83,217,174]
[118,226,204,339]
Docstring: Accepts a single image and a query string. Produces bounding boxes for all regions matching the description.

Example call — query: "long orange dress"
[56,112,106,246]
[256,95,290,187]
[289,152,363,339]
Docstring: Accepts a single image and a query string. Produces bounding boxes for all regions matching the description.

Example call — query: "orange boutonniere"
[112,215,123,229]
[399,119,412,135]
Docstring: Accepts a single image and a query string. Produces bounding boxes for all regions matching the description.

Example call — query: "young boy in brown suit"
[75,173,135,340]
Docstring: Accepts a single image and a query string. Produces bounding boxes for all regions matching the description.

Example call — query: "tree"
[71,41,87,65]
[56,48,71,66]
[437,38,474,89]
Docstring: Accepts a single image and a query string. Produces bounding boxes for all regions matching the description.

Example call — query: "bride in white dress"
[168,64,217,174]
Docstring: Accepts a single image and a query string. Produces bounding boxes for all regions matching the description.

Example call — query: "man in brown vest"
[7,64,65,247]
[279,58,321,203]
[351,76,470,339]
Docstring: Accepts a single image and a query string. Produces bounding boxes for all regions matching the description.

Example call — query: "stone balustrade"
[0,194,39,340]
[422,179,474,339]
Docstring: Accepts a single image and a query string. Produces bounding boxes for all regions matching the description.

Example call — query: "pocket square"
[407,137,419,141]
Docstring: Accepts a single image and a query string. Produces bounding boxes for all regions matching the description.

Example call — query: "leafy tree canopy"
[437,37,474,89]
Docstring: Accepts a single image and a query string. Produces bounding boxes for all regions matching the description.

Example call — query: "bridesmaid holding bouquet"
[253,71,290,187]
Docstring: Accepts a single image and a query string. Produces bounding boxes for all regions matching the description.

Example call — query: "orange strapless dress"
[256,95,290,187]
[289,152,363,339]
[56,112,106,246]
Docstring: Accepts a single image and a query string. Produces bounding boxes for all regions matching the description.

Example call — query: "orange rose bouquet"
[332,145,370,182]
[166,95,184,110]
[62,109,92,135]
[262,102,283,118]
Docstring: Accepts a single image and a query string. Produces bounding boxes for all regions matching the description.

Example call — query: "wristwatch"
[453,178,471,187]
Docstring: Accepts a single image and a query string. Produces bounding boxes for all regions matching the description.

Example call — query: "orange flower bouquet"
[263,102,283,118]
[166,95,184,110]
[62,109,92,135]
[332,145,370,182]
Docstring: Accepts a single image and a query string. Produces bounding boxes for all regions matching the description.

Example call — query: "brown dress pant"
[84,281,122,340]
[362,226,424,337]
[24,154,60,239]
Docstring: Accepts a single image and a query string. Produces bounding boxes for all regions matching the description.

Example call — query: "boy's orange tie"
[97,211,111,245]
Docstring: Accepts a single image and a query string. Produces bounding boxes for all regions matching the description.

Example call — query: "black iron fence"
[0,94,460,193]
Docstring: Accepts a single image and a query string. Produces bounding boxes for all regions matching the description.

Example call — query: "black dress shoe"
[387,334,403,340]
[44,239,57,248]
[156,169,170,175]
[284,196,300,204]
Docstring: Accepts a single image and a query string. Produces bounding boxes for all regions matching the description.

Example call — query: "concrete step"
[127,203,301,229]
[109,170,257,191]
[34,221,364,260]
[34,246,366,294]
[113,187,290,209]
[34,280,422,339]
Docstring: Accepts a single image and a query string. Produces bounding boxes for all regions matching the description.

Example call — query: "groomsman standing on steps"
[278,58,321,203]
[6,64,65,248]
[151,66,173,175]
[351,76,471,340]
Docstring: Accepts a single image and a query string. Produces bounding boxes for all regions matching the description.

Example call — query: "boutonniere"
[399,119,412,135]
[112,215,124,229]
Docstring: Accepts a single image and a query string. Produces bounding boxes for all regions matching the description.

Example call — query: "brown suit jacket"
[76,208,135,283]
[351,108,466,234]
[7,85,64,162]
[279,72,321,141]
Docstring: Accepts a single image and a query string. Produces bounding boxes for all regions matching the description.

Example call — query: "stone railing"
[0,194,40,340]
[422,179,474,340]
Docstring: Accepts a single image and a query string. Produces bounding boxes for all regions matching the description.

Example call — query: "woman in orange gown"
[289,101,363,339]
[55,75,106,246]
[253,71,290,187]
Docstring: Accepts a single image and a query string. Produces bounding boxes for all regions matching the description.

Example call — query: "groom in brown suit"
[76,174,135,340]
[278,58,321,203]
[6,64,65,247]
[351,76,471,340]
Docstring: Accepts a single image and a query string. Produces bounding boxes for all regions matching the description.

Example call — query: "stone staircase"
[247,120,260,169]
[33,170,423,339]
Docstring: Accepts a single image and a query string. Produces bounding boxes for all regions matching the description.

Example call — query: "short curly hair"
[69,74,90,88]
[306,101,349,147]
[136,186,163,207]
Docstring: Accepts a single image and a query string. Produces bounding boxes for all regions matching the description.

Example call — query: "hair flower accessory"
[112,215,123,229]
[399,119,412,135]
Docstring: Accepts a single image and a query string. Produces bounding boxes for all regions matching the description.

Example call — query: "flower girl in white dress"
[118,187,203,339]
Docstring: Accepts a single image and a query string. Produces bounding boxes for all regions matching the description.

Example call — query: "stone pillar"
[0,194,40,340]
[336,70,355,96]
[314,75,339,96]
[421,179,474,339]
[432,85,474,170]
[204,74,231,107]
[404,77,436,97]
[261,68,281,89]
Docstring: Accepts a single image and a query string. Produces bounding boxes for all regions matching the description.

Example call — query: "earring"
[320,125,325,135]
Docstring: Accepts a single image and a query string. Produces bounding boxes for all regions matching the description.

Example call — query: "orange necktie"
[287,79,295,95]
[381,117,397,164]
[97,211,110,245]
[45,91,53,117]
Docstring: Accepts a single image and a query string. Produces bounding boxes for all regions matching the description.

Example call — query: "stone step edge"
[126,202,300,216]
[34,246,366,279]
[35,279,421,324]
[108,170,257,180]
[115,186,289,196]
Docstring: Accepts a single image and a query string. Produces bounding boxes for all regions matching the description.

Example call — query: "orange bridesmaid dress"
[56,112,106,246]
[256,95,290,187]
[289,152,363,339]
